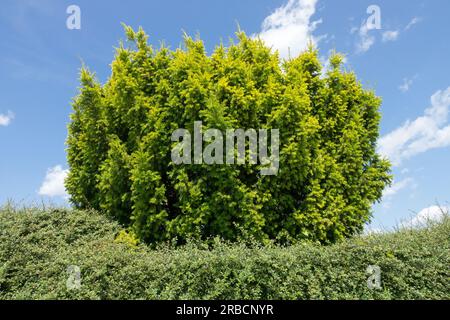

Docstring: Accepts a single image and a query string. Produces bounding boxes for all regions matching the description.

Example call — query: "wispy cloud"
[399,75,418,93]
[2,57,75,86]
[354,16,421,54]
[378,87,450,166]
[255,0,322,59]
[0,111,15,126]
[383,177,415,198]
[405,17,422,30]
[0,0,56,33]
[355,22,375,53]
[381,177,416,209]
[382,30,399,42]
[38,165,69,198]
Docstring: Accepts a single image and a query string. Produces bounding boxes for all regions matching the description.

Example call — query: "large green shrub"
[66,26,391,244]
[0,207,448,300]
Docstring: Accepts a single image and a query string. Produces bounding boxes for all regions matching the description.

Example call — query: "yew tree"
[66,26,391,244]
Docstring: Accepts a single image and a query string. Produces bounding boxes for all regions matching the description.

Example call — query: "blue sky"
[0,0,449,231]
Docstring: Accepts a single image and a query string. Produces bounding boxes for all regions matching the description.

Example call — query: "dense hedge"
[66,26,391,244]
[0,206,448,299]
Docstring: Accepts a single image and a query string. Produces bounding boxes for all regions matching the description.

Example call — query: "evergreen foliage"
[66,26,391,244]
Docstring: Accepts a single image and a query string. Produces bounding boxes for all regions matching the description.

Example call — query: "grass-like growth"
[0,206,448,299]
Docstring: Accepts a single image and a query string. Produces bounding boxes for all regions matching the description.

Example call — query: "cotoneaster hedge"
[0,207,448,300]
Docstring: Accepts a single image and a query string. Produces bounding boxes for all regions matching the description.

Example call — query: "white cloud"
[399,78,412,92]
[382,30,399,42]
[355,22,375,53]
[399,75,418,92]
[400,168,409,174]
[356,27,399,53]
[383,177,414,198]
[405,17,422,30]
[255,0,322,59]
[38,165,69,198]
[402,205,448,228]
[354,16,420,54]
[381,177,416,209]
[378,87,450,166]
[0,111,14,126]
